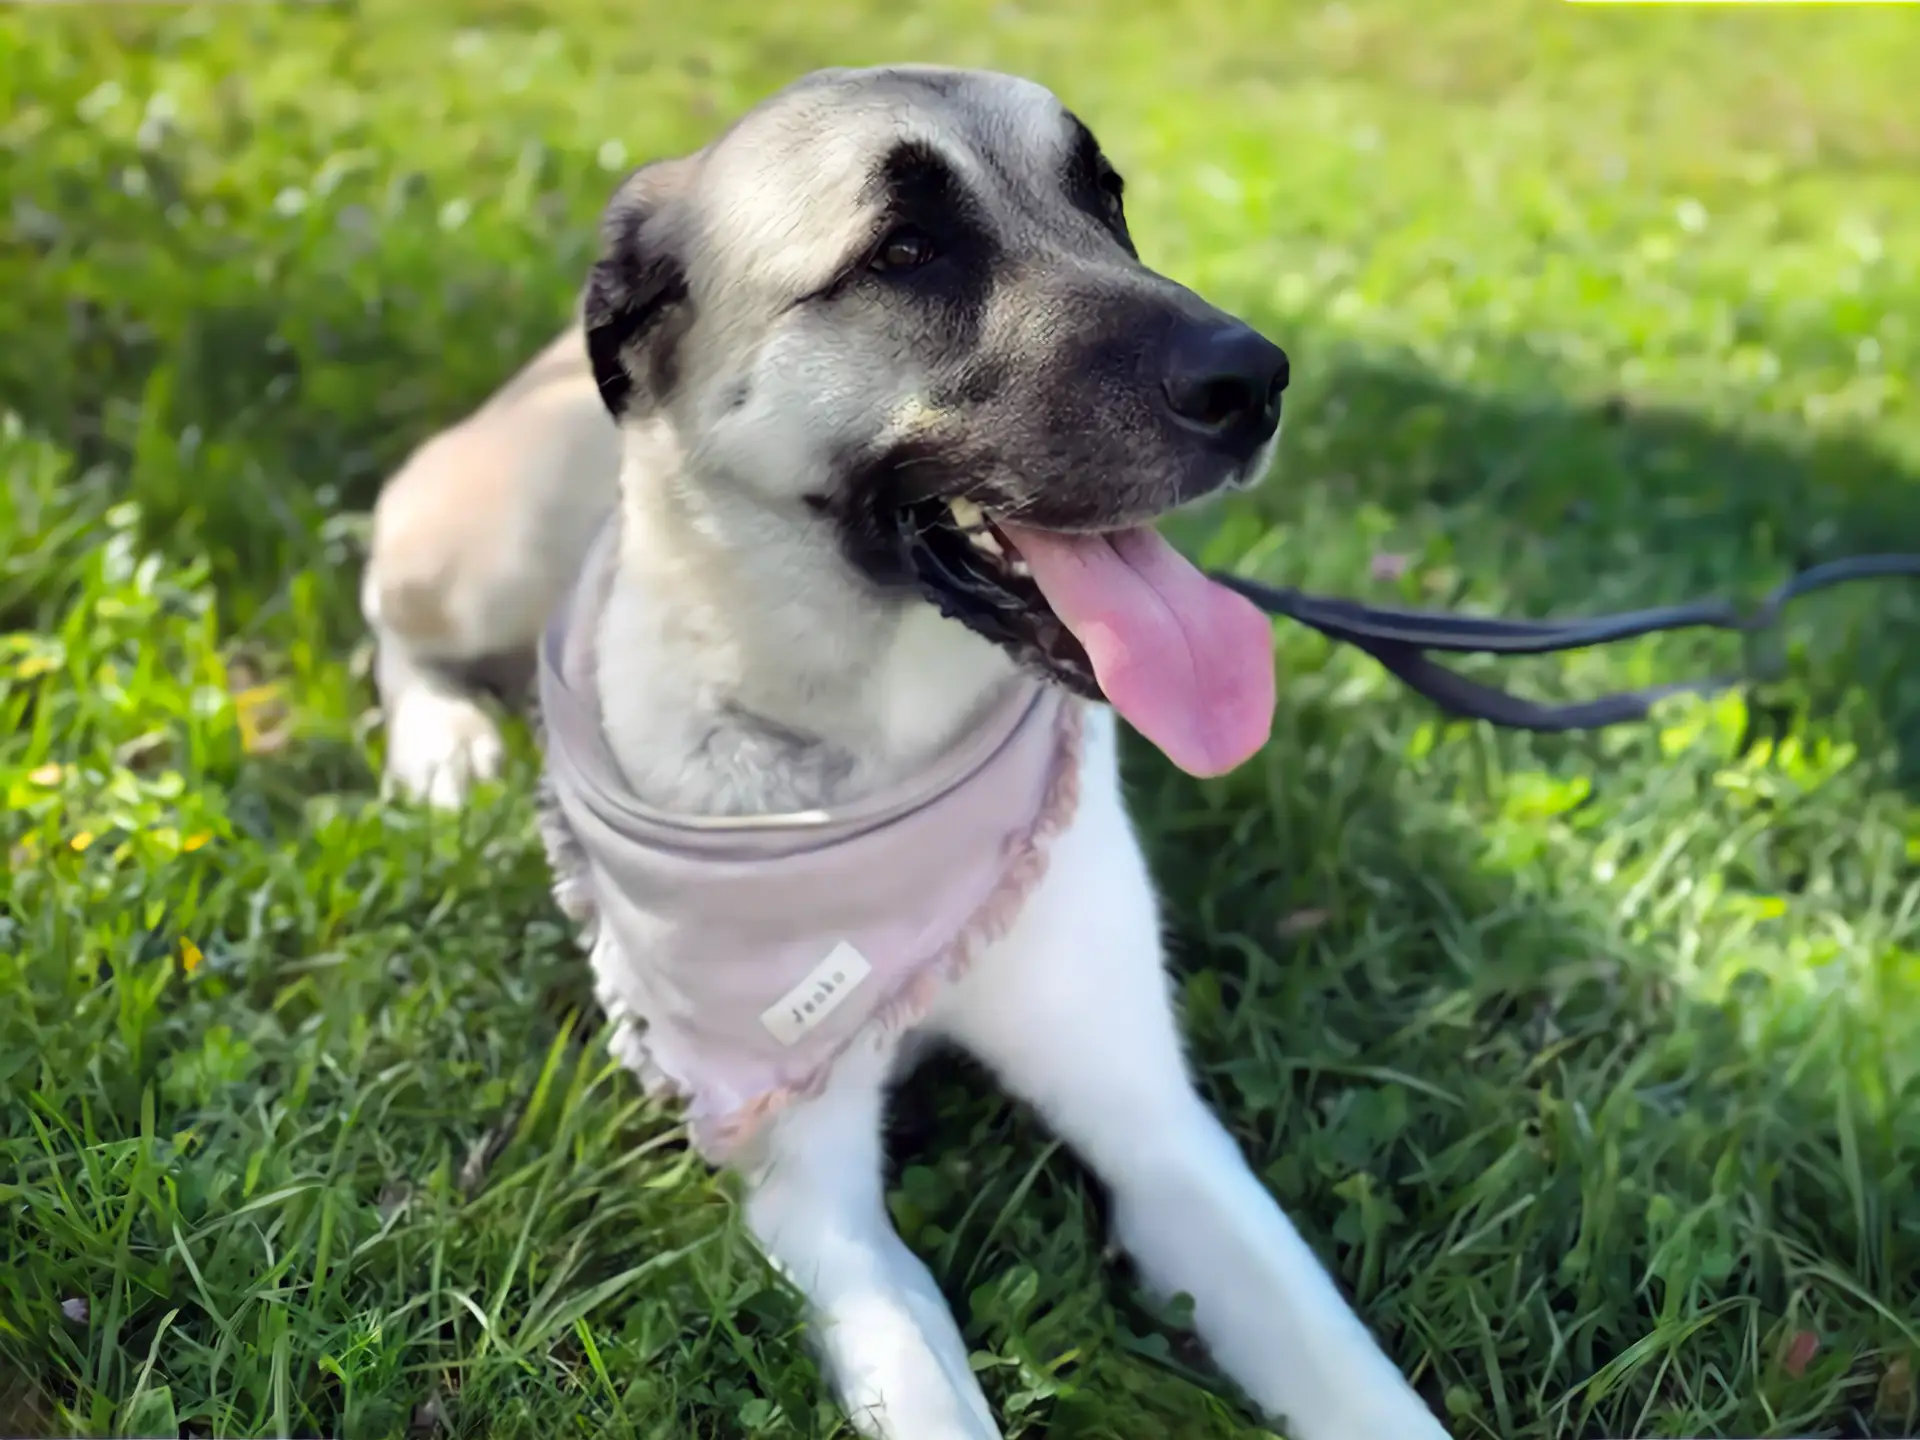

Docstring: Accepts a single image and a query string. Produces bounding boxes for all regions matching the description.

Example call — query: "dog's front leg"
[368,625,508,807]
[738,1037,1002,1440]
[935,752,1449,1438]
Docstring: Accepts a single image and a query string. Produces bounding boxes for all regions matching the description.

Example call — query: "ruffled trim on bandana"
[533,575,1089,1162]
[545,697,1086,1164]
[695,699,1085,1160]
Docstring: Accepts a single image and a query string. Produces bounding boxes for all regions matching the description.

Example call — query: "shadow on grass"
[1258,351,1920,777]
[883,373,1920,1437]
[8,135,1920,1440]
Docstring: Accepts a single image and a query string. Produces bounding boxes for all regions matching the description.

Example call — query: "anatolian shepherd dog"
[362,64,1448,1440]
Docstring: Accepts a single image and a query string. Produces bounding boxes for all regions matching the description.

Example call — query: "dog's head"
[585,65,1280,775]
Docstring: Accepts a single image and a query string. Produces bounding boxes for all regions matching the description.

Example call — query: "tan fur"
[356,67,1446,1440]
[365,325,617,660]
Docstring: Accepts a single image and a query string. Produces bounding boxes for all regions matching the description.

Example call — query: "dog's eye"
[1097,167,1125,219]
[870,227,939,274]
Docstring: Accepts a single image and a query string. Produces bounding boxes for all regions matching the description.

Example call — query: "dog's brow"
[861,139,975,215]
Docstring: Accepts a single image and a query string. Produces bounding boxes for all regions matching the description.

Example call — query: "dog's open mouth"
[900,495,1094,693]
[899,495,1276,777]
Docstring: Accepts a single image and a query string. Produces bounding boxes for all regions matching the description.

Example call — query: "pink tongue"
[996,522,1275,777]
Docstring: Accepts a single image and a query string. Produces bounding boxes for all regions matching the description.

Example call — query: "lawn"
[3,1,1918,1436]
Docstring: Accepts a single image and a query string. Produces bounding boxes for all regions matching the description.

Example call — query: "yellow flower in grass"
[232,682,291,755]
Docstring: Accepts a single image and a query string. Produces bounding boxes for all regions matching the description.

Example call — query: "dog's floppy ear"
[584,156,698,418]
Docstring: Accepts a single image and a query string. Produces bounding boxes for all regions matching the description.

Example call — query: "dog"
[361,64,1449,1440]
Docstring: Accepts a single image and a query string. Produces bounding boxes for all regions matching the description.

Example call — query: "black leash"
[1208,554,1920,733]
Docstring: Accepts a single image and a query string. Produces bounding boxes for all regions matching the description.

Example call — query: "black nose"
[1160,320,1290,450]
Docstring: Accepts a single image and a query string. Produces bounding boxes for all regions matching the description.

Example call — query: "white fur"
[378,512,1447,1436]
[725,705,1449,1440]
[360,64,1449,1440]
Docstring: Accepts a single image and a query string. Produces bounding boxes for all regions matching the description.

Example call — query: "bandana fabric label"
[761,942,873,1046]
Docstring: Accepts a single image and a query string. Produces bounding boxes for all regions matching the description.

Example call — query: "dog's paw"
[1284,1389,1453,1440]
[1241,1341,1451,1440]
[831,1345,1002,1440]
[814,1266,1002,1440]
[383,688,505,807]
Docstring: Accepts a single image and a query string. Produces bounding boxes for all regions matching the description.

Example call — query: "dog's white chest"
[536,524,1087,1159]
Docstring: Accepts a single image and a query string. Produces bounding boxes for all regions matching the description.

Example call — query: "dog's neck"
[589,424,1022,817]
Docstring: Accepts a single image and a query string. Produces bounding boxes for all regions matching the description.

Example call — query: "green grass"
[4,1,1919,1436]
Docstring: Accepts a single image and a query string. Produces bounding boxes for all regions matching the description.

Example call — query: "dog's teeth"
[1009,558,1031,577]
[947,497,985,530]
[970,529,1005,558]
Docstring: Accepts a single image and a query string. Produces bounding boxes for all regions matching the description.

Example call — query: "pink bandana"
[536,524,1083,1161]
